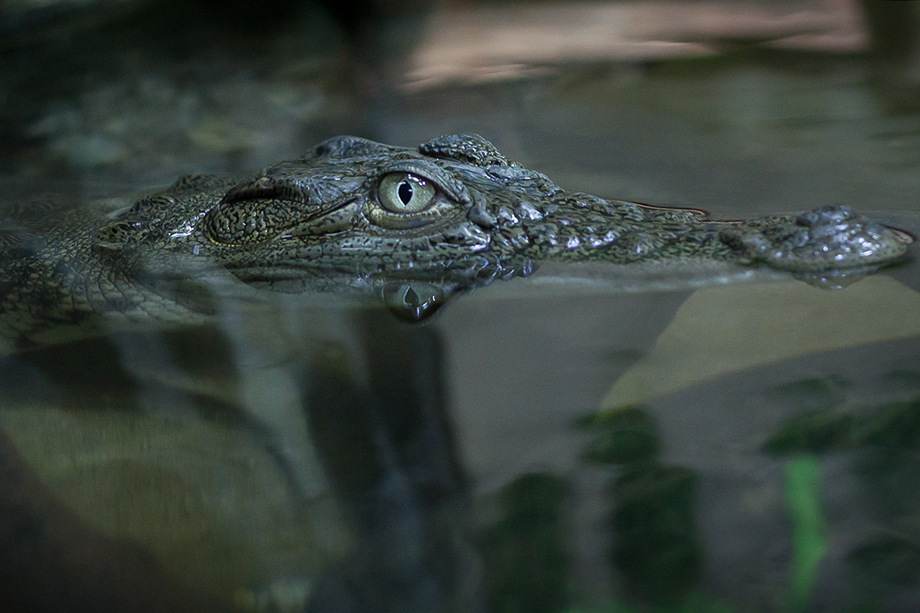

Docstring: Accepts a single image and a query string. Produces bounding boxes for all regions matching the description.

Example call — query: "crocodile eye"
[378,172,435,214]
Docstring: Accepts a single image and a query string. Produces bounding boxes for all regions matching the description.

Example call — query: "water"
[3,252,920,612]
[3,0,920,611]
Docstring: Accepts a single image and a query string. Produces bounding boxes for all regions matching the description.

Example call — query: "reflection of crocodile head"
[1,134,913,337]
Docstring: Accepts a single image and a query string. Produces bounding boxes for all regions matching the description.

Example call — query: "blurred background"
[2,0,919,217]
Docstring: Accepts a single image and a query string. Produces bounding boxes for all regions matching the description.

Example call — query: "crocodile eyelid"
[377,161,471,205]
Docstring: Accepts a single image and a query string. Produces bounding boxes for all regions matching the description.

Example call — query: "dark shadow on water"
[302,309,485,613]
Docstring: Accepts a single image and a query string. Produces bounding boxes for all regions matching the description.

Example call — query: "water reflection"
[3,255,920,611]
[764,382,920,601]
[581,407,700,603]
[478,473,571,613]
[303,311,483,613]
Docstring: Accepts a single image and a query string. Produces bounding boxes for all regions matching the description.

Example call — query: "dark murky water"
[3,1,920,612]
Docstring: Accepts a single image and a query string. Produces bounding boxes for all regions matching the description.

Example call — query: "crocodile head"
[93,134,912,319]
[95,135,714,288]
[96,134,567,318]
[200,134,550,279]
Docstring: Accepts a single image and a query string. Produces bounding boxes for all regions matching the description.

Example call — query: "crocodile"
[0,133,912,343]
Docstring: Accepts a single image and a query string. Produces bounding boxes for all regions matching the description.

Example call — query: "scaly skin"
[0,134,912,342]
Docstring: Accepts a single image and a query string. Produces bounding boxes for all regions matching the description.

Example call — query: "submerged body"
[0,134,912,342]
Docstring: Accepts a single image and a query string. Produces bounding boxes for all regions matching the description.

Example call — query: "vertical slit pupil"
[398,181,414,205]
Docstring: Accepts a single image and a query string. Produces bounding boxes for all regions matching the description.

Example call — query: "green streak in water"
[568,456,829,613]
[784,455,828,613]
